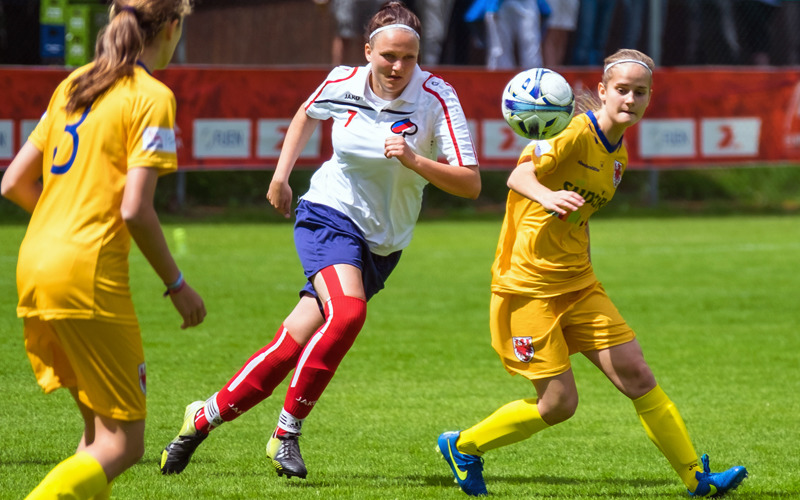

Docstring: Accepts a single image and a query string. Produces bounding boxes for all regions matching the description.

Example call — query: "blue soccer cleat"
[690,454,748,497]
[436,431,488,496]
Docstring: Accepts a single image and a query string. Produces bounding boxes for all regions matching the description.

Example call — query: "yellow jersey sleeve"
[127,80,178,173]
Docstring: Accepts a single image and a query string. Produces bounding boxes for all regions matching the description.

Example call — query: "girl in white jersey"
[161,0,480,480]
[436,49,747,498]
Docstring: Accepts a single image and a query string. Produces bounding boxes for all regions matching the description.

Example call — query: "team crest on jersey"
[391,119,418,136]
[138,363,147,395]
[513,337,534,363]
[613,160,623,187]
[142,126,177,153]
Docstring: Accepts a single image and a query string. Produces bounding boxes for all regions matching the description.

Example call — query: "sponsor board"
[193,119,251,159]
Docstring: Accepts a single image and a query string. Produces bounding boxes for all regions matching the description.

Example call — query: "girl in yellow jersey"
[1,1,205,498]
[437,49,748,497]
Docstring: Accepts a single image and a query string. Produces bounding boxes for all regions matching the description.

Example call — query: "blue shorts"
[295,200,401,301]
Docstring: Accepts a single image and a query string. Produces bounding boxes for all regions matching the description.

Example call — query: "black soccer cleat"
[266,433,308,479]
[160,401,208,475]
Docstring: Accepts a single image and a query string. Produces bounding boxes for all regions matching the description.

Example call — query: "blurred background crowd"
[324,0,797,67]
[0,0,798,68]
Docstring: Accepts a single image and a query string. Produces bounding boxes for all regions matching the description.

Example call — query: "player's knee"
[113,437,145,471]
[128,432,146,461]
[620,361,657,399]
[540,392,578,425]
[326,296,367,335]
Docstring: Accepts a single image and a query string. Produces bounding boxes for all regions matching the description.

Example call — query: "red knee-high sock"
[206,326,303,427]
[282,295,366,420]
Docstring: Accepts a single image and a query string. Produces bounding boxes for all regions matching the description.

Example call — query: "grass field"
[1,215,798,499]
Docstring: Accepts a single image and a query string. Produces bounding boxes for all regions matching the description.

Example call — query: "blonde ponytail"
[66,0,193,113]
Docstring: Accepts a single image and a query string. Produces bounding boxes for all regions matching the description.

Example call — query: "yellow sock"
[457,399,550,455]
[633,385,701,491]
[25,452,108,500]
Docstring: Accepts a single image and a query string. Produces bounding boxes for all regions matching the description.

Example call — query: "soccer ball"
[501,68,575,140]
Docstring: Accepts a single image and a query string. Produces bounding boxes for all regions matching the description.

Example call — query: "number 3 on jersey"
[51,105,92,175]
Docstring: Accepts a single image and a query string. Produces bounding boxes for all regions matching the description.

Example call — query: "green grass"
[1,215,799,499]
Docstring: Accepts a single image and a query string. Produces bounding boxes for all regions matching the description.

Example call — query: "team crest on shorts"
[138,363,147,395]
[513,337,534,363]
[613,160,623,187]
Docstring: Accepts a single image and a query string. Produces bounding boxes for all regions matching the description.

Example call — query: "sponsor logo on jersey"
[343,92,362,101]
[534,140,552,157]
[142,126,177,153]
[513,337,534,362]
[562,181,610,209]
[613,160,623,187]
[391,118,418,136]
[138,362,147,395]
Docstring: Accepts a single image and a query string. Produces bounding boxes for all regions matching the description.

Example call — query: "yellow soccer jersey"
[17,63,178,323]
[491,111,627,297]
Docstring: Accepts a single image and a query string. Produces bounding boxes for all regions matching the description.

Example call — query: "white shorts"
[546,0,580,30]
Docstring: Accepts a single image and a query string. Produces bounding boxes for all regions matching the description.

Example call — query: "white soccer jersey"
[300,64,477,256]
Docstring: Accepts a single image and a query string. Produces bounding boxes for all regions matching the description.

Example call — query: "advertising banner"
[2,66,798,170]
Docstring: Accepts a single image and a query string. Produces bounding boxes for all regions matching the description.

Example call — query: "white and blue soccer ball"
[501,68,575,140]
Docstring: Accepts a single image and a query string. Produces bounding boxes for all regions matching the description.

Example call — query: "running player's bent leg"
[195,296,322,431]
[457,398,550,455]
[266,294,365,478]
[209,325,304,427]
[281,294,366,423]
[267,266,367,479]
[585,342,703,491]
[456,371,575,455]
[161,320,310,475]
[278,265,367,429]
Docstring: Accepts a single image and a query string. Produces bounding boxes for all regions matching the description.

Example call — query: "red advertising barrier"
[2,66,799,170]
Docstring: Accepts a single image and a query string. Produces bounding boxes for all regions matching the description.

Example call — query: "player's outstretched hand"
[539,190,585,215]
[169,283,206,329]
[267,180,293,218]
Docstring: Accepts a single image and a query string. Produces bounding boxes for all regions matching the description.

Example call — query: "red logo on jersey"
[613,160,623,188]
[391,119,418,137]
[513,337,534,363]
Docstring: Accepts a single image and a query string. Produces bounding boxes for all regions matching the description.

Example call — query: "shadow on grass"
[418,472,674,488]
[129,458,781,498]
